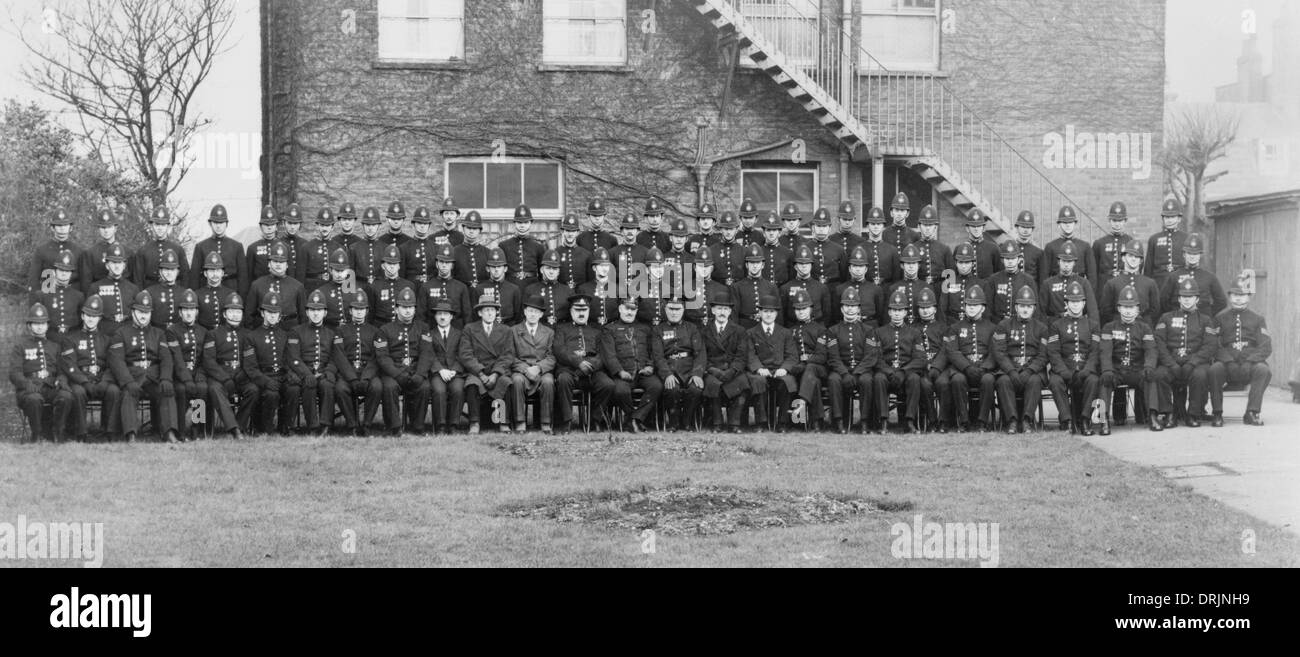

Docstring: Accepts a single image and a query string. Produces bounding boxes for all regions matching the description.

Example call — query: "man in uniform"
[577,198,618,253]
[810,207,849,287]
[1039,241,1100,330]
[166,288,216,440]
[746,294,798,432]
[195,252,238,331]
[782,244,832,327]
[299,207,338,293]
[830,201,864,255]
[319,249,354,328]
[889,243,930,325]
[459,292,516,434]
[36,251,84,341]
[733,243,779,329]
[401,205,438,286]
[418,243,473,330]
[692,203,719,249]
[433,197,464,247]
[1011,210,1045,286]
[524,250,572,327]
[826,287,878,434]
[736,197,763,247]
[452,211,491,289]
[636,197,672,252]
[938,243,991,326]
[427,297,467,434]
[1099,285,1163,432]
[1042,206,1095,284]
[635,248,670,328]
[29,209,86,297]
[350,207,386,286]
[943,285,998,432]
[555,213,593,290]
[874,289,923,434]
[914,287,948,431]
[1092,201,1135,295]
[289,289,338,438]
[60,295,119,441]
[757,211,792,288]
[883,192,920,252]
[202,292,254,438]
[1145,197,1190,292]
[778,203,805,252]
[380,201,410,251]
[600,296,663,434]
[1099,241,1161,327]
[654,296,705,433]
[245,241,306,330]
[1045,281,1101,435]
[1209,274,1271,426]
[376,287,433,435]
[280,204,307,281]
[144,248,187,330]
[1154,278,1218,428]
[788,289,830,431]
[510,294,557,434]
[500,204,546,288]
[992,285,1050,433]
[330,202,363,254]
[700,290,750,434]
[81,209,131,295]
[12,303,75,442]
[986,240,1037,326]
[133,207,190,290]
[1159,233,1226,317]
[579,247,622,327]
[246,206,281,284]
[964,209,1002,280]
[710,211,745,285]
[108,291,178,442]
[89,244,137,338]
[365,244,417,328]
[554,294,612,433]
[241,291,300,437]
[333,291,384,436]
[915,205,953,294]
[474,247,522,326]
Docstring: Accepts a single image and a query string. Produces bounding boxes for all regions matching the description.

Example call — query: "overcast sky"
[0,0,1292,238]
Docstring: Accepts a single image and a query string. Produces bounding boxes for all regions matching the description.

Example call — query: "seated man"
[332,291,384,436]
[427,298,467,435]
[240,292,301,437]
[510,294,557,434]
[1045,281,1101,435]
[746,294,798,433]
[1208,274,1271,426]
[700,290,750,433]
[1099,285,1162,432]
[168,288,224,441]
[554,294,614,433]
[12,303,76,442]
[788,289,830,432]
[459,292,515,434]
[202,292,254,438]
[826,287,878,434]
[655,297,705,433]
[943,286,998,432]
[289,289,339,438]
[375,287,433,435]
[1153,277,1217,428]
[60,295,119,441]
[874,289,923,434]
[108,291,178,442]
[992,285,1050,434]
[600,297,664,434]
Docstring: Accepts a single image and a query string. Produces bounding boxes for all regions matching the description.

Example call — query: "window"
[543,0,627,66]
[378,0,464,62]
[740,165,818,215]
[446,158,565,222]
[736,0,820,69]
[1257,140,1288,176]
[860,0,939,71]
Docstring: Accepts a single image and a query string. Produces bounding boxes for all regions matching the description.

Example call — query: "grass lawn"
[2,426,1296,567]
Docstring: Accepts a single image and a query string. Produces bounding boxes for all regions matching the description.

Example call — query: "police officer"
[1209,274,1271,426]
[427,297,467,434]
[376,287,433,435]
[12,303,75,442]
[789,289,831,431]
[434,197,464,247]
[1092,201,1135,295]
[700,290,750,434]
[350,207,386,285]
[245,241,306,330]
[915,205,953,293]
[36,250,84,341]
[81,209,132,295]
[663,218,696,298]
[1045,281,1101,435]
[1145,197,1190,291]
[736,197,763,247]
[830,201,864,254]
[826,287,878,434]
[734,243,779,329]
[782,244,832,327]
[599,296,662,434]
[60,295,120,441]
[168,288,228,440]
[452,210,491,289]
[108,291,179,442]
[1158,233,1226,317]
[333,291,383,436]
[417,243,473,329]
[145,248,187,330]
[943,285,998,432]
[1011,210,1046,286]
[242,291,300,436]
[190,204,247,295]
[710,211,745,285]
[289,289,338,438]
[1154,277,1218,428]
[1043,206,1096,284]
[89,243,138,338]
[889,243,930,326]
[202,292,254,438]
[992,285,1050,433]
[29,209,86,297]
[1039,241,1100,330]
[196,251,238,331]
[654,296,705,433]
[246,206,282,283]
[938,243,992,326]
[554,294,613,433]
[299,207,337,292]
[281,204,307,280]
[810,207,850,287]
[401,205,438,285]
[500,204,546,287]
[964,209,1003,280]
[524,249,573,327]
[883,192,920,251]
[320,249,354,328]
[1099,240,1161,328]
[986,240,1037,325]
[459,292,516,434]
[555,213,593,290]
[579,247,622,327]
[692,203,720,249]
[577,198,618,253]
[778,203,805,252]
[914,287,949,432]
[330,202,363,254]
[635,248,671,328]
[746,294,798,432]
[757,211,793,287]
[365,243,416,328]
[1099,285,1163,432]
[637,197,672,252]
[380,201,410,251]
[473,247,523,326]
[874,288,923,434]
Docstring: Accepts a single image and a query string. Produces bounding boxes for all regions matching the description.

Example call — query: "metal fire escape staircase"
[692,0,1100,238]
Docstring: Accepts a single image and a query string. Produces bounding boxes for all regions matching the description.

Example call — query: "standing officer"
[500,204,546,288]
[1092,201,1135,295]
[692,203,720,249]
[637,197,672,252]
[523,249,572,327]
[1011,211,1046,286]
[943,285,998,432]
[196,252,238,331]
[376,287,433,435]
[459,292,516,434]
[365,243,417,328]
[1098,286,1163,432]
[1158,233,1226,317]
[299,207,338,292]
[1145,197,1190,292]
[938,243,991,326]
[709,211,745,285]
[281,205,307,280]
[915,205,952,293]
[734,243,779,329]
[510,294,557,434]
[553,294,612,433]
[144,248,187,330]
[859,207,900,288]
[985,240,1037,326]
[963,209,1002,280]
[1045,281,1101,435]
[433,197,464,248]
[242,291,301,436]
[11,303,75,442]
[332,291,384,436]
[133,207,190,290]
[246,206,281,284]
[883,192,920,251]
[60,295,120,441]
[331,202,363,254]
[874,288,923,434]
[108,291,179,442]
[826,287,878,434]
[992,285,1050,433]
[579,247,623,327]
[1208,274,1271,426]
[746,294,798,432]
[811,207,850,287]
[380,201,410,250]
[289,289,338,438]
[577,198,618,253]
[700,290,750,434]
[789,289,830,431]
[190,204,247,294]
[1042,206,1095,284]
[452,211,491,289]
[89,244,137,338]
[1039,241,1100,330]
[320,249,354,328]
[555,213,593,290]
[29,209,86,297]
[81,209,132,295]
[473,247,522,326]
[1154,277,1218,428]
[1099,241,1161,327]
[202,292,254,438]
[403,205,440,285]
[417,243,473,329]
[778,203,805,252]
[782,244,832,328]
[830,201,864,255]
[889,243,930,325]
[350,207,386,285]
[427,297,467,434]
[757,211,793,287]
[654,296,706,433]
[245,241,306,330]
[736,197,763,247]
[599,296,663,434]
[36,250,84,341]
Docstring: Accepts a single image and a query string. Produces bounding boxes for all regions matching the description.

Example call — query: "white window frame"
[444,157,566,223]
[860,0,940,72]
[377,0,465,63]
[740,166,820,214]
[735,0,820,69]
[542,0,628,66]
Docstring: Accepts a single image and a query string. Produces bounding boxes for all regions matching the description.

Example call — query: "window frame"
[734,0,822,70]
[859,0,941,72]
[376,0,466,64]
[739,164,820,215]
[443,157,566,223]
[541,0,629,67]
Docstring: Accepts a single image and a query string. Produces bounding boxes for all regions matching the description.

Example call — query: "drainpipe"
[839,148,850,204]
[872,155,885,211]
[840,0,852,109]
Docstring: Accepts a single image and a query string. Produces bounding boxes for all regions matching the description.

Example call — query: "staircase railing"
[714,0,1105,242]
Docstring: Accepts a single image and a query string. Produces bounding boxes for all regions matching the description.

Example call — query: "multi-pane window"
[446,158,564,222]
[377,0,465,62]
[860,0,940,71]
[542,0,627,65]
[741,166,818,215]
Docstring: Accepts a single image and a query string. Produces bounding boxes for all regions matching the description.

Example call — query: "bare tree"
[13,0,234,214]
[1161,105,1239,265]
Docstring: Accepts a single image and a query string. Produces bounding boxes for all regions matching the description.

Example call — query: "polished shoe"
[937,423,948,434]
[629,419,644,434]
[124,431,137,443]
[1161,413,1176,429]
[1060,419,1073,434]
[164,430,180,443]
[356,426,369,437]
[1184,415,1201,428]
[874,423,887,435]
[1080,421,1094,436]
[499,423,512,434]
[541,424,553,435]
[906,420,919,434]
[1210,413,1224,428]
[956,423,969,433]
[1004,422,1018,435]
[775,424,787,434]
[1244,411,1264,426]
[1018,418,1029,434]
[514,422,527,433]
[468,422,480,435]
[230,428,244,441]
[388,428,402,437]
[1148,417,1163,432]
[1098,422,1111,436]
[837,421,848,435]
[731,425,743,434]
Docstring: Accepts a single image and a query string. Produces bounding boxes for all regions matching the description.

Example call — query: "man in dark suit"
[459,292,516,434]
[510,294,557,434]
[427,297,467,434]
[554,294,612,433]
[600,297,663,434]
[701,290,750,433]
[746,295,798,432]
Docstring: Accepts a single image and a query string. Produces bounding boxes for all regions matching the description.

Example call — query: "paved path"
[1085,386,1300,536]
